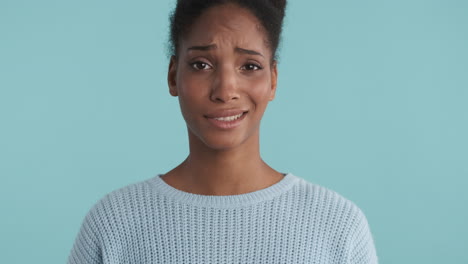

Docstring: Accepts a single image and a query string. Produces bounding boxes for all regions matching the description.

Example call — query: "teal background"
[1,0,467,263]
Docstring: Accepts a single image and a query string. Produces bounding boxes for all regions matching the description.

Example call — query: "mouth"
[211,112,246,121]
[204,111,248,129]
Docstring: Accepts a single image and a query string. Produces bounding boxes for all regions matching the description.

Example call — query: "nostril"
[211,94,239,103]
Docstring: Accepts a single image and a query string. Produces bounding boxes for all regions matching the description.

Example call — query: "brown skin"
[163,3,283,196]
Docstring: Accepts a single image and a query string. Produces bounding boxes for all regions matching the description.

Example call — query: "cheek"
[179,91,201,115]
[247,76,272,102]
[177,78,202,100]
[177,69,210,97]
[177,84,207,122]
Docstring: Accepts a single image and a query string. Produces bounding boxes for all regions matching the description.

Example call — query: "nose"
[210,65,240,103]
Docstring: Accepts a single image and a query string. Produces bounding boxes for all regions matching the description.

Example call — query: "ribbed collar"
[150,172,299,208]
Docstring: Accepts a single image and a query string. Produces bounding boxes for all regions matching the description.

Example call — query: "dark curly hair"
[168,0,287,61]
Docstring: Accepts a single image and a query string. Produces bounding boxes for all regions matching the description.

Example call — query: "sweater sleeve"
[347,207,379,264]
[67,204,104,264]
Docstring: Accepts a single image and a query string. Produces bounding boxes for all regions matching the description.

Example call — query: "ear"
[168,56,178,97]
[269,60,278,101]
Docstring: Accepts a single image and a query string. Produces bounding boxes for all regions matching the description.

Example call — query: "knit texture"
[67,173,378,263]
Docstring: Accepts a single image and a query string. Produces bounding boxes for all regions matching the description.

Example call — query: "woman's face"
[168,3,277,151]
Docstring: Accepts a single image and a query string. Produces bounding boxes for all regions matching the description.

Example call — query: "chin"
[200,134,246,151]
[187,124,256,152]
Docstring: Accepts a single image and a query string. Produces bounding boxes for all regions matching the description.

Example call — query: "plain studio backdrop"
[1,0,467,263]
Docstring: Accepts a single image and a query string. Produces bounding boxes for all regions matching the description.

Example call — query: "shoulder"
[295,176,366,214]
[293,176,378,263]
[84,176,157,222]
[293,175,371,234]
[68,177,158,262]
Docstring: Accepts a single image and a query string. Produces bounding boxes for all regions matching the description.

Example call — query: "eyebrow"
[187,44,217,51]
[235,47,264,57]
[187,45,264,57]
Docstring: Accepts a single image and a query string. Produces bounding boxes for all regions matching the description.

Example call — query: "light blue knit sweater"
[68,173,378,263]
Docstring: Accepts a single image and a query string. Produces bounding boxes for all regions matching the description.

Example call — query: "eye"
[241,63,262,71]
[190,61,212,70]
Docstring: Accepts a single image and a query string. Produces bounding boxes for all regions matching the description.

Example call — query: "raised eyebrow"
[187,44,217,51]
[187,45,264,57]
[235,47,264,57]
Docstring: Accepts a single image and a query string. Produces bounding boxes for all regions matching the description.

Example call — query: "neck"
[165,129,282,195]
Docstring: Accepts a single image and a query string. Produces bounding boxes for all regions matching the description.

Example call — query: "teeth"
[213,113,244,121]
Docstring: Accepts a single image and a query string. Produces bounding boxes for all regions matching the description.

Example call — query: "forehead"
[180,4,270,55]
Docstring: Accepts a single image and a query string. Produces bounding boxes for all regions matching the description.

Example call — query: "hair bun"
[268,0,287,12]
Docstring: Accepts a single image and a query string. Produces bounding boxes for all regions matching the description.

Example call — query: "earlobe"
[168,56,178,97]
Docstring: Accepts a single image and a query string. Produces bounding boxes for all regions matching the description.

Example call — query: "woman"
[68,0,379,263]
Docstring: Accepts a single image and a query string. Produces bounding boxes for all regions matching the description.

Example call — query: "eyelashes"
[190,61,212,70]
[189,61,263,72]
[241,64,262,71]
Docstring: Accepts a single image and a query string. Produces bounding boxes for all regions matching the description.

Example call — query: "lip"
[204,109,248,119]
[204,109,249,130]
